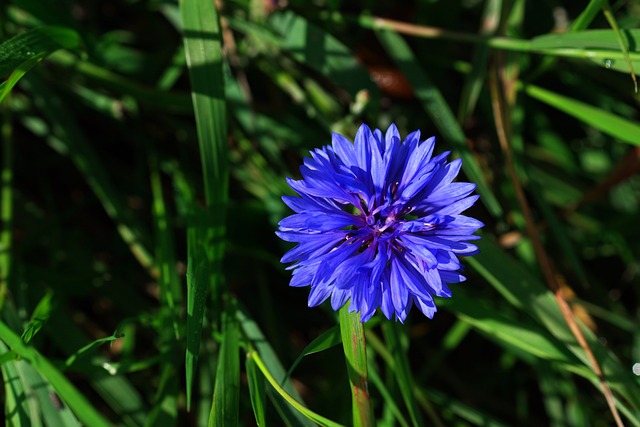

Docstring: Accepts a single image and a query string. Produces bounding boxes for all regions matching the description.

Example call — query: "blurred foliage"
[1,0,640,426]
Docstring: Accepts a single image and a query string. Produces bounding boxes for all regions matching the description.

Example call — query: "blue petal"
[414,295,436,318]
[332,132,358,167]
[308,282,333,307]
[278,211,359,232]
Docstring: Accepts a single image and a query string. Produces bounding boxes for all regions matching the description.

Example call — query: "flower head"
[277,123,483,322]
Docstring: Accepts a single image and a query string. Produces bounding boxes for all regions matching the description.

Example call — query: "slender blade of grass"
[524,83,640,146]
[0,26,81,103]
[238,308,314,427]
[180,0,229,409]
[246,353,267,427]
[0,320,111,427]
[210,304,240,427]
[248,348,347,427]
[284,325,341,383]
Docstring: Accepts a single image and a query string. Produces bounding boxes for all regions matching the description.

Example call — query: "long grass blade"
[0,320,111,427]
[524,83,640,146]
[210,304,240,427]
[180,0,229,409]
[0,26,81,103]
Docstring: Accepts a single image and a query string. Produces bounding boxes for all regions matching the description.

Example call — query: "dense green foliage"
[1,0,639,426]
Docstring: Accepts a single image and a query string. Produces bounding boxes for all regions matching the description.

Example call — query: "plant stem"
[339,305,375,427]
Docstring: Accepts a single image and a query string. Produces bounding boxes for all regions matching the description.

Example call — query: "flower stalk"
[339,305,375,427]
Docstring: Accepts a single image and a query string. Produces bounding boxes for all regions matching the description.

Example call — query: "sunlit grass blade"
[375,28,503,219]
[248,348,347,427]
[246,352,267,427]
[0,26,81,103]
[530,29,640,73]
[0,320,111,427]
[524,83,640,146]
[238,308,314,427]
[180,0,229,409]
[441,290,588,373]
[571,0,606,31]
[381,322,424,427]
[1,342,30,426]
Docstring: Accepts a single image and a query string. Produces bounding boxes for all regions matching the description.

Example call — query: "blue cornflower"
[277,123,483,322]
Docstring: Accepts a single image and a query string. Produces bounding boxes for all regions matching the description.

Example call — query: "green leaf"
[238,308,314,427]
[21,291,55,344]
[210,305,240,427]
[0,26,82,103]
[0,320,111,427]
[530,29,640,73]
[524,83,640,146]
[185,229,210,410]
[181,0,229,408]
[284,326,341,383]
[246,354,267,427]
[248,349,346,427]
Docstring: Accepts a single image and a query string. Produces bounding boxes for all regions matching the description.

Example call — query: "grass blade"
[180,0,229,409]
[0,320,111,427]
[0,26,81,103]
[210,304,240,426]
[238,308,314,427]
[248,348,346,427]
[246,353,267,427]
[524,83,640,146]
[284,326,341,383]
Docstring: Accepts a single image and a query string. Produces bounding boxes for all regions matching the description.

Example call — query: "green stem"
[339,305,375,427]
